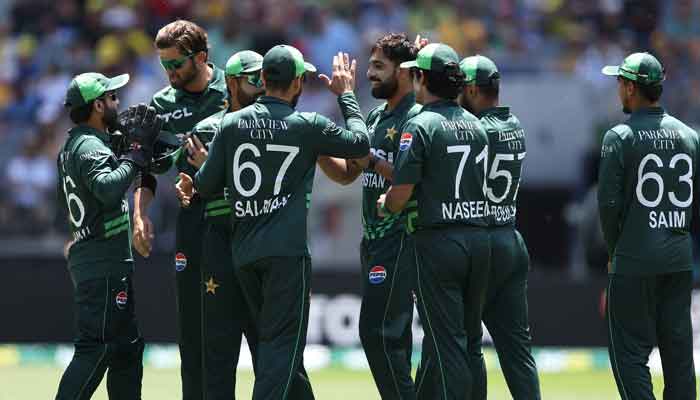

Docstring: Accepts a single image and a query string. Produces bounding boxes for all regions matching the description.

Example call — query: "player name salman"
[234,194,291,218]
[648,210,686,229]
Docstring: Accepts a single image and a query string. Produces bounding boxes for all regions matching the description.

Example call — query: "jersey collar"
[257,96,294,108]
[70,124,110,144]
[421,99,458,111]
[631,106,665,117]
[384,92,416,117]
[477,106,510,119]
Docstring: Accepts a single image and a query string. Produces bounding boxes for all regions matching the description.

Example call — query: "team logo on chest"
[369,265,387,284]
[399,133,412,151]
[175,252,187,272]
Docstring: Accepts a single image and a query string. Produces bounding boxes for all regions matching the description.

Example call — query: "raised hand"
[185,133,208,169]
[175,172,195,208]
[319,51,357,96]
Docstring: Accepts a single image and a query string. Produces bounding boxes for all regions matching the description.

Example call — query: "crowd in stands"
[1,0,698,264]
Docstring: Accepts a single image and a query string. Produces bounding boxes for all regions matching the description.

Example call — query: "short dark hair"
[263,72,305,92]
[69,102,94,124]
[421,64,465,100]
[155,20,208,56]
[477,80,500,100]
[370,33,418,67]
[621,77,663,102]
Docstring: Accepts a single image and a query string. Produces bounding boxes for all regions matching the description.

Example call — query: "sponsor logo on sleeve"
[175,252,187,272]
[399,133,412,151]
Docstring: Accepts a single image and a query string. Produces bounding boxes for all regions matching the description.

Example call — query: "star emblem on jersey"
[205,277,220,294]
[385,126,398,142]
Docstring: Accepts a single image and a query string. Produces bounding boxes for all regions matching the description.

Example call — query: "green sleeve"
[311,93,369,158]
[148,96,175,175]
[77,138,136,207]
[597,130,625,257]
[194,122,226,196]
[393,121,427,185]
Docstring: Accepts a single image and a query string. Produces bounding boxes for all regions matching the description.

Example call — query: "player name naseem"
[442,201,518,222]
[234,194,291,217]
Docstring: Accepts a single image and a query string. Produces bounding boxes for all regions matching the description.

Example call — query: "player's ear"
[195,50,207,65]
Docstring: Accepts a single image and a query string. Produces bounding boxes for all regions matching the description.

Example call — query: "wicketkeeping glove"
[118,103,163,168]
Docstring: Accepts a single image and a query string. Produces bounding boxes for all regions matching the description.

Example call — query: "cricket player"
[378,43,491,400]
[132,20,229,400]
[55,73,161,399]
[316,33,421,399]
[459,55,541,400]
[599,52,697,400]
[182,50,265,400]
[176,45,369,399]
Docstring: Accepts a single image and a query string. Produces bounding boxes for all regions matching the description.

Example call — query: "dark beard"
[172,62,199,90]
[291,85,303,108]
[460,96,476,114]
[103,105,119,131]
[236,88,259,108]
[370,78,398,99]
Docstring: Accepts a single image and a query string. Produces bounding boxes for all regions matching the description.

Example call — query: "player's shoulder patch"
[399,132,413,151]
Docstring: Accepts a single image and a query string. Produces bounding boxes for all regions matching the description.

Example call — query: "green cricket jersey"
[194,93,370,267]
[190,109,231,223]
[362,93,421,240]
[150,64,229,176]
[57,125,135,281]
[598,106,699,275]
[393,100,490,229]
[477,106,526,226]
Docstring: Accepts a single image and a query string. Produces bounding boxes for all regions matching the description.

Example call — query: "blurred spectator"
[5,135,55,235]
[0,0,698,274]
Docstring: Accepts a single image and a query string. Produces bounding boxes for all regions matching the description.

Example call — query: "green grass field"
[0,366,669,400]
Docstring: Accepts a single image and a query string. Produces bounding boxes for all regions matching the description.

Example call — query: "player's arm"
[597,130,625,258]
[130,100,165,257]
[317,156,364,185]
[193,121,226,197]
[379,122,425,214]
[314,52,370,159]
[78,139,137,207]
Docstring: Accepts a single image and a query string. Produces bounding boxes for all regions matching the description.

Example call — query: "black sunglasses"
[98,92,118,102]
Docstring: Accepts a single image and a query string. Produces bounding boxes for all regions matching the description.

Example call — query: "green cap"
[262,45,316,81]
[64,72,129,108]
[399,43,460,72]
[602,52,665,85]
[460,55,500,85]
[225,50,263,76]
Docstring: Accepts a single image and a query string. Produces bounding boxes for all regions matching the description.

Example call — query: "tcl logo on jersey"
[161,107,193,123]
[399,133,412,151]
[369,266,387,284]
[175,252,187,271]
